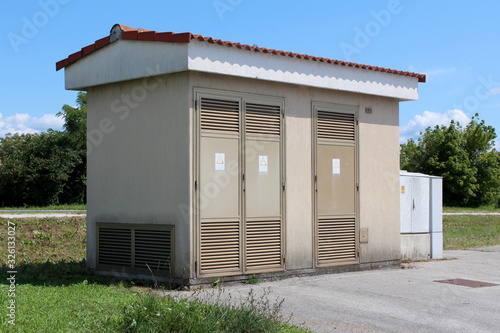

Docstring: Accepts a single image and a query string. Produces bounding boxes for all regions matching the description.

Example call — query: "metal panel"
[196,91,284,277]
[411,176,430,233]
[400,175,413,233]
[97,224,173,273]
[245,103,281,136]
[245,140,281,217]
[317,145,355,216]
[317,111,355,141]
[135,229,172,271]
[245,219,282,270]
[200,220,240,273]
[200,98,239,133]
[98,228,132,266]
[199,137,240,219]
[314,103,358,266]
[318,216,356,262]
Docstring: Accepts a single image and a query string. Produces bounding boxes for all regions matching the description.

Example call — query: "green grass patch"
[0,217,308,332]
[443,206,500,213]
[0,204,86,211]
[443,215,500,250]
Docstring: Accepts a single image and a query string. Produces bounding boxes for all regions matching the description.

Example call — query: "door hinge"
[195,180,198,191]
[195,261,198,272]
[282,256,286,264]
[356,183,359,192]
[195,99,198,109]
[282,181,286,191]
[314,175,317,182]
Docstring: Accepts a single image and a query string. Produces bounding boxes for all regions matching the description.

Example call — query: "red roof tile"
[55,24,426,83]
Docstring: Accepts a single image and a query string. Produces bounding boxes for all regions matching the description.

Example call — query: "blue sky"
[1,0,499,149]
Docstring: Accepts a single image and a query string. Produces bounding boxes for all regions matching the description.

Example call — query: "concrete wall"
[189,71,402,270]
[86,71,191,278]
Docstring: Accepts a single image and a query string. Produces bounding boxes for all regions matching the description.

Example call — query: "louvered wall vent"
[245,220,282,270]
[200,98,240,132]
[317,111,355,141]
[245,103,281,136]
[97,223,173,273]
[200,220,240,273]
[318,217,356,263]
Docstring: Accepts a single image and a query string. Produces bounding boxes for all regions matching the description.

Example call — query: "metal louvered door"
[197,93,284,278]
[199,97,242,276]
[314,104,358,267]
[244,102,283,273]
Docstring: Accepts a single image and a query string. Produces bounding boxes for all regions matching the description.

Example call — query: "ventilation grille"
[200,220,240,273]
[318,217,356,263]
[246,220,282,269]
[200,98,239,132]
[317,111,355,141]
[98,228,132,266]
[97,224,173,272]
[135,229,172,271]
[245,103,281,136]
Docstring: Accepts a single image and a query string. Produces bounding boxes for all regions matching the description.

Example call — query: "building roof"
[56,24,426,83]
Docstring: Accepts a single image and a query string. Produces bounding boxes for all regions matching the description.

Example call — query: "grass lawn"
[0,217,308,333]
[0,204,86,211]
[443,214,500,250]
[443,206,500,213]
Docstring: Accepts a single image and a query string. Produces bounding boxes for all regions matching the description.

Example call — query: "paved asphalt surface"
[169,247,500,333]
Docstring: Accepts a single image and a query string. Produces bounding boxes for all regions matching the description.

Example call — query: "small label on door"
[401,186,405,194]
[215,153,225,171]
[332,159,340,174]
[259,155,268,173]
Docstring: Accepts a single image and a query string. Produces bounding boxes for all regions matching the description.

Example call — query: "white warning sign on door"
[259,155,268,173]
[332,158,340,174]
[215,153,225,171]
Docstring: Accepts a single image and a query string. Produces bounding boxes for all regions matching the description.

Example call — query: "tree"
[57,92,87,204]
[401,114,500,207]
[0,131,80,206]
[0,92,87,207]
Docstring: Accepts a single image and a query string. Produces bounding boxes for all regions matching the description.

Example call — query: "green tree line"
[0,92,87,207]
[401,114,500,207]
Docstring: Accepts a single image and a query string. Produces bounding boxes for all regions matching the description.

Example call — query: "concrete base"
[401,233,431,260]
[93,259,401,287]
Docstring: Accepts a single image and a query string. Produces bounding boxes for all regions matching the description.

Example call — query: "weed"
[245,274,260,284]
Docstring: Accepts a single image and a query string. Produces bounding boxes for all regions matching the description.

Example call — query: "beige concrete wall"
[357,96,402,263]
[189,72,402,269]
[86,72,192,278]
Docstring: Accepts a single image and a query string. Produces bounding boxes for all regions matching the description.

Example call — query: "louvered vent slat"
[200,98,239,132]
[200,221,240,272]
[135,229,172,271]
[318,217,356,263]
[98,228,132,266]
[245,103,281,136]
[97,225,173,273]
[317,111,355,141]
[246,220,282,269]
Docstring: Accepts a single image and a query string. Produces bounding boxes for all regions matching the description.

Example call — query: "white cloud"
[488,87,500,96]
[400,109,470,143]
[0,113,64,137]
